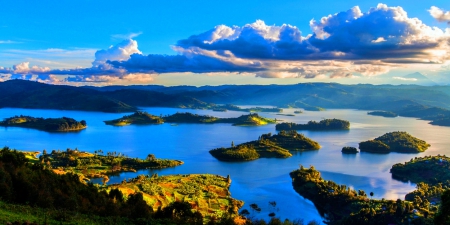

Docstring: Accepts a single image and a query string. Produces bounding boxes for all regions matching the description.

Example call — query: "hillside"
[359,131,430,153]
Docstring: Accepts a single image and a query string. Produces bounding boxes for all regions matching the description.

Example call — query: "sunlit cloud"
[1,3,450,84]
[429,6,450,23]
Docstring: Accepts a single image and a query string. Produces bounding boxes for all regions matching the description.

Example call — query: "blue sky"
[1,0,450,86]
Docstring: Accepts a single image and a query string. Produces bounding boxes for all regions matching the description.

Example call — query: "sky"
[0,0,450,86]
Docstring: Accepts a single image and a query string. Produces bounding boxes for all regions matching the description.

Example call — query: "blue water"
[2,107,450,223]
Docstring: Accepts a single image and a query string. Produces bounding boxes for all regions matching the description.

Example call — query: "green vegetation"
[276,118,350,131]
[303,106,326,111]
[290,165,434,225]
[213,104,283,113]
[342,147,358,154]
[391,155,450,185]
[209,131,320,161]
[0,147,252,224]
[43,148,182,180]
[104,111,163,126]
[0,115,86,132]
[359,131,430,153]
[107,174,244,221]
[106,112,275,126]
[367,111,398,118]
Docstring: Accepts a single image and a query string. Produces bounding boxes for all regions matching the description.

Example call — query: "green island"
[0,115,87,132]
[367,111,398,118]
[106,111,276,126]
[0,147,253,225]
[303,106,326,111]
[276,113,295,116]
[106,174,244,222]
[276,118,350,131]
[213,104,283,113]
[209,130,320,161]
[104,111,164,126]
[342,146,358,154]
[290,165,436,225]
[359,131,430,153]
[391,155,450,186]
[43,148,183,180]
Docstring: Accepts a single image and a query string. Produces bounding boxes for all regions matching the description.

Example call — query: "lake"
[1,107,450,223]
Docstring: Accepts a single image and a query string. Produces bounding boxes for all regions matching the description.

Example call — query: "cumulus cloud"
[429,6,450,23]
[1,3,450,83]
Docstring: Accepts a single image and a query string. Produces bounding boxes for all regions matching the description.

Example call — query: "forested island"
[106,111,275,126]
[209,131,320,161]
[290,165,436,224]
[43,148,183,180]
[341,146,358,154]
[104,111,164,126]
[367,111,398,118]
[212,104,283,113]
[359,131,430,153]
[275,119,350,131]
[0,115,86,132]
[303,106,326,111]
[391,155,450,185]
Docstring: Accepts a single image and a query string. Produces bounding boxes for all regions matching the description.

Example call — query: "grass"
[106,174,244,221]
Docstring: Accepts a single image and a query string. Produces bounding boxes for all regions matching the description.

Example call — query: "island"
[212,104,283,113]
[0,115,87,132]
[275,118,350,131]
[104,111,164,126]
[106,111,276,126]
[341,146,358,154]
[44,148,183,180]
[290,165,435,224]
[303,106,326,111]
[359,131,430,153]
[367,111,398,118]
[294,110,303,114]
[391,155,450,185]
[106,174,243,221]
[209,130,320,161]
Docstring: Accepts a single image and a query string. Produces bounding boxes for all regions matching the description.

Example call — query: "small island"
[0,115,86,132]
[367,111,398,118]
[44,148,183,180]
[294,110,303,114]
[107,174,243,221]
[209,130,320,161]
[303,106,326,111]
[275,118,350,131]
[359,131,430,153]
[341,146,358,154]
[213,104,283,113]
[104,111,164,126]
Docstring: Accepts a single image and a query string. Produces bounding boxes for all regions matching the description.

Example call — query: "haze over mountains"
[392,72,438,86]
[1,80,450,126]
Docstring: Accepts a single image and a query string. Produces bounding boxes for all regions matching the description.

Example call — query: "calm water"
[1,107,450,223]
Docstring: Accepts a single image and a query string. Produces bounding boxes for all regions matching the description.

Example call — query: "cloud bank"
[1,3,449,83]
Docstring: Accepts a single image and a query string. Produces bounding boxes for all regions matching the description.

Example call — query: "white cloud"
[429,6,450,23]
[111,32,143,40]
[393,77,417,81]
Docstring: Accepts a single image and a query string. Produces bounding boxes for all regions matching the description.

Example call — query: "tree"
[231,141,235,147]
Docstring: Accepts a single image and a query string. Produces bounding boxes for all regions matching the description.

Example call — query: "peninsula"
[0,115,87,132]
[275,118,350,131]
[367,111,398,117]
[359,131,430,153]
[209,130,320,161]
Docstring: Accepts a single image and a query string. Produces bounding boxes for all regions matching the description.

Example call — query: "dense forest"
[341,147,358,154]
[104,111,164,125]
[359,131,430,153]
[0,115,86,132]
[276,119,350,131]
[209,131,320,161]
[290,165,437,225]
[367,111,398,118]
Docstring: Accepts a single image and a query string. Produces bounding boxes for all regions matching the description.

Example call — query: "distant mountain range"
[392,72,437,86]
[2,79,450,126]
